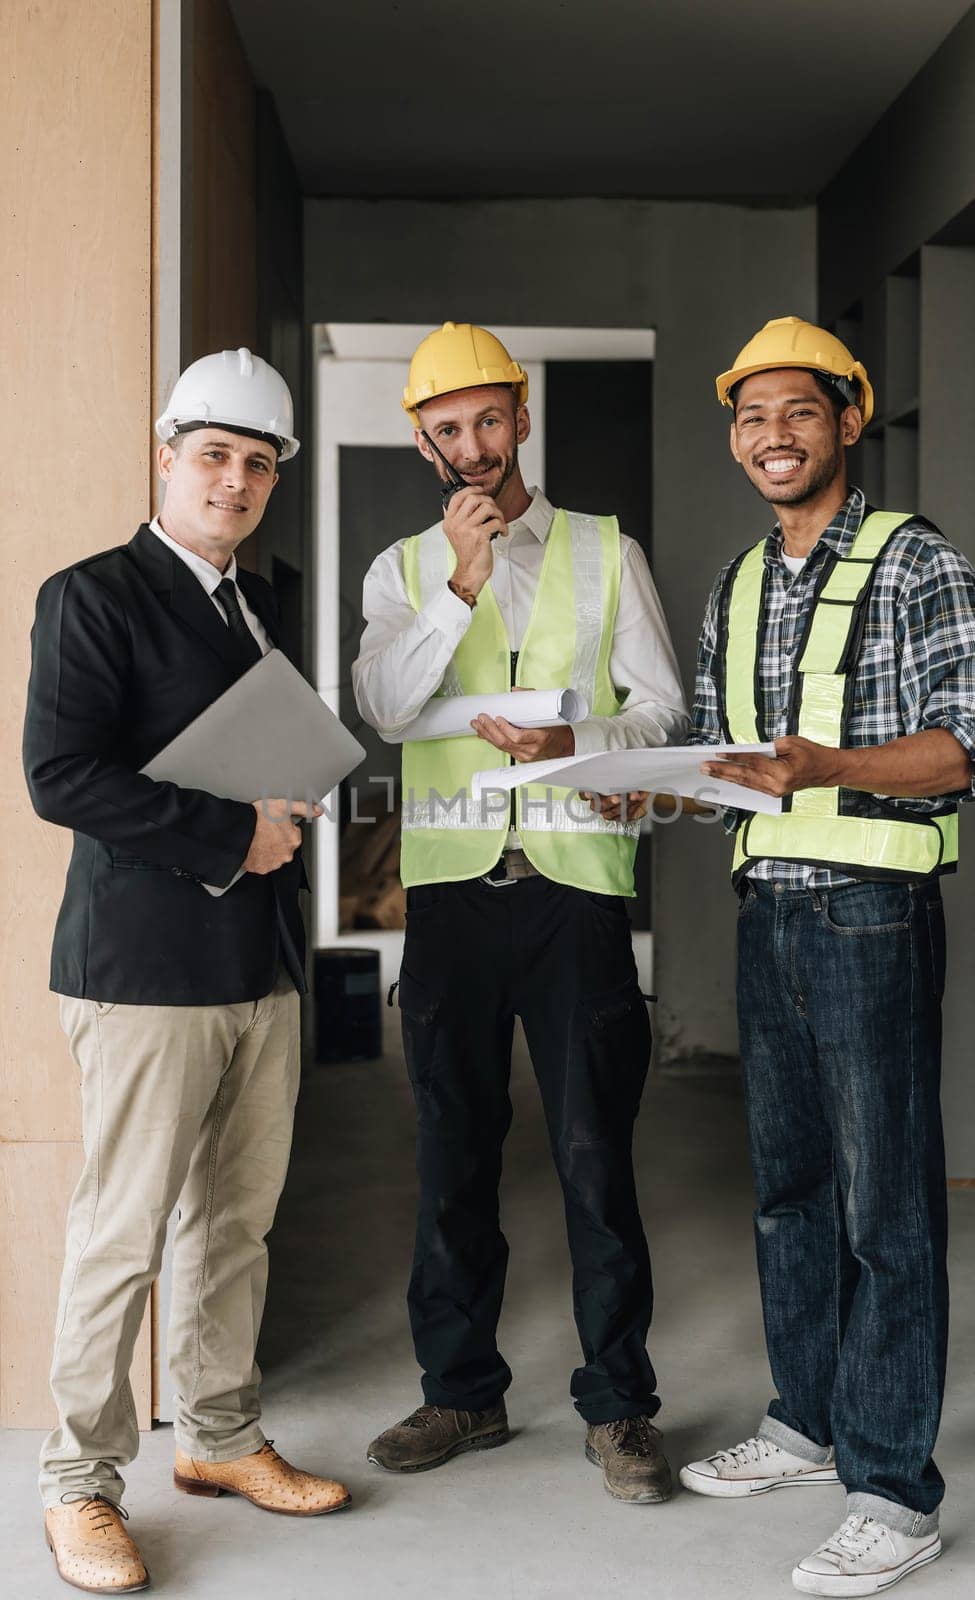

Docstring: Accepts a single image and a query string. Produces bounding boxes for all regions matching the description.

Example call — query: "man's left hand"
[701,735,837,797]
[471,714,575,764]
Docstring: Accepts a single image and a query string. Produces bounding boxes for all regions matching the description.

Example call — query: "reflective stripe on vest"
[722,510,959,881]
[400,509,640,893]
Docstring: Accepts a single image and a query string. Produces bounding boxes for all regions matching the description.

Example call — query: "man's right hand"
[582,791,651,824]
[444,486,507,598]
[243,798,322,874]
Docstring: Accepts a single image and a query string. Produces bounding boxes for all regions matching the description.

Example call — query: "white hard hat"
[155,347,300,460]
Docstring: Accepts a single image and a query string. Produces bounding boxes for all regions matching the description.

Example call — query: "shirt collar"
[149,515,237,593]
[765,486,865,569]
[507,486,555,544]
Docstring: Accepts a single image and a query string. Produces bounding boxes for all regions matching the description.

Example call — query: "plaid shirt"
[692,487,975,888]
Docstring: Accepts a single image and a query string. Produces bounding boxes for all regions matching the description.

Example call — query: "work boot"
[367,1400,509,1472]
[585,1415,673,1503]
[44,1494,149,1594]
[173,1439,350,1516]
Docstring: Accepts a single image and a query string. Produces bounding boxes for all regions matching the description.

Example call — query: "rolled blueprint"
[390,688,589,744]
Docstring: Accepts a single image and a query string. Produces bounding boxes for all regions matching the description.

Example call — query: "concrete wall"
[818,19,975,1178]
[819,4,975,323]
[305,197,817,1059]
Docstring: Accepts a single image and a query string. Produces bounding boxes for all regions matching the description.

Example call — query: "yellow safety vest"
[718,510,959,882]
[400,509,640,894]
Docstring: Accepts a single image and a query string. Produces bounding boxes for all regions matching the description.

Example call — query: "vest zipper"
[509,651,519,836]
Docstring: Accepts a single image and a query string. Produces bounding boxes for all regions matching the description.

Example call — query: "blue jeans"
[736,877,948,1535]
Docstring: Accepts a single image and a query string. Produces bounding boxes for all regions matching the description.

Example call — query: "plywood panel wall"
[1,0,155,1427]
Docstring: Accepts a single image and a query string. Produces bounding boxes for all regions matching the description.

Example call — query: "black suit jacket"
[23,525,307,1004]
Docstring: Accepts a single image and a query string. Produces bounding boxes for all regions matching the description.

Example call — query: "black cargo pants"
[397,873,659,1424]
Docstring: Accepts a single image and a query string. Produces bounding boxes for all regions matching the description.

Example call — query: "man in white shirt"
[354,323,689,1503]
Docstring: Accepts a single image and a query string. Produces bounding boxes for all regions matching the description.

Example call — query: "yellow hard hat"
[402,322,529,424]
[715,316,874,426]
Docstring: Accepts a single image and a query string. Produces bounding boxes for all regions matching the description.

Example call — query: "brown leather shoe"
[585,1416,673,1503]
[173,1440,350,1516]
[44,1495,149,1594]
[367,1401,510,1472]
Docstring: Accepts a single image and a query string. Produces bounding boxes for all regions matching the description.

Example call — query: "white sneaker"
[679,1434,840,1497]
[792,1514,941,1595]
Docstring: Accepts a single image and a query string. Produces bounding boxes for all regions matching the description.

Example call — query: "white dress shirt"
[352,488,690,756]
[149,516,271,657]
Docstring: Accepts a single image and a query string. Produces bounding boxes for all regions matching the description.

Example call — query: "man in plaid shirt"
[677,319,975,1598]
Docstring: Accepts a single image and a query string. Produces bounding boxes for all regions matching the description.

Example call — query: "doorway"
[312,324,656,995]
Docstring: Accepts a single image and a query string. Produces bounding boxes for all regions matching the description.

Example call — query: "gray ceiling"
[228,0,973,200]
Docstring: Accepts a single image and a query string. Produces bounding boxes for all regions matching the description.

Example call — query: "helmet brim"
[155,415,300,461]
[715,359,874,427]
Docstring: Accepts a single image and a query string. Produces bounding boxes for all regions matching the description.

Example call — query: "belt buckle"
[481,857,520,888]
[504,848,538,881]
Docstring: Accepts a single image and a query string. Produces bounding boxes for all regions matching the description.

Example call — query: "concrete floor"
[3,1015,973,1600]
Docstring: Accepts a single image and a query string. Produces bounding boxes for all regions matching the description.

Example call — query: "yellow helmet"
[402,322,529,424]
[715,316,874,425]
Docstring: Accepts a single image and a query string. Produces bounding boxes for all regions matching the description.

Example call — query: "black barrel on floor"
[313,948,382,1063]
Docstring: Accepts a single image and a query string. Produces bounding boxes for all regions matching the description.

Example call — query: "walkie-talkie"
[421,429,503,539]
[421,428,468,512]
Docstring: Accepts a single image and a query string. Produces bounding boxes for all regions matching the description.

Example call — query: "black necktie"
[216,578,262,664]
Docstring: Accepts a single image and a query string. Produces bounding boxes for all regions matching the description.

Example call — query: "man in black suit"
[25,349,350,1596]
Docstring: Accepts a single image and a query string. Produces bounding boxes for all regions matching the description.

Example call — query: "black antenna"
[421,428,468,510]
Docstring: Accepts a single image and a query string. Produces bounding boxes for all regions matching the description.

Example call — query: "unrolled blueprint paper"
[391,687,590,744]
[471,742,782,815]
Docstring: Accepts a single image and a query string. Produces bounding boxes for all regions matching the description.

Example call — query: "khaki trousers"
[39,973,300,1507]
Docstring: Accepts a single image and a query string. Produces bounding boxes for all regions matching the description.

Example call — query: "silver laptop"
[142,649,365,807]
